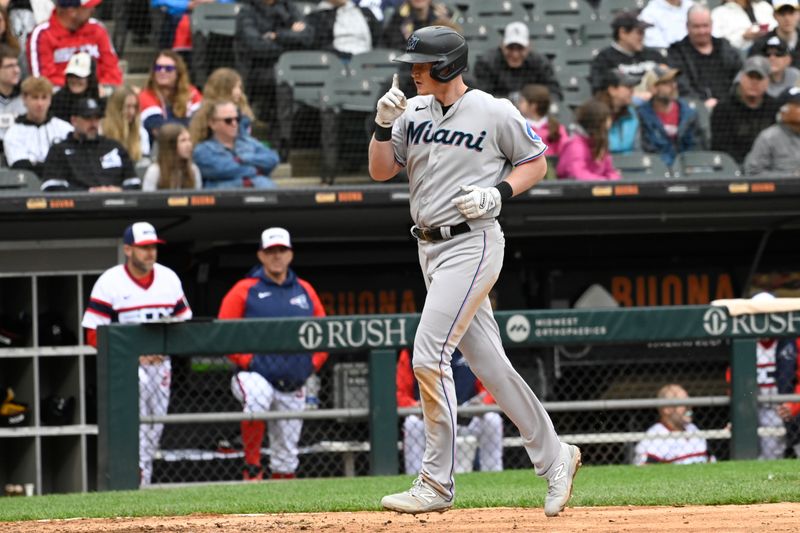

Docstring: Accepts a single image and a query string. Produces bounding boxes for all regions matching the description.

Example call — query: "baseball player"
[398,347,503,474]
[82,222,192,486]
[368,26,580,516]
[633,384,713,465]
[217,227,328,481]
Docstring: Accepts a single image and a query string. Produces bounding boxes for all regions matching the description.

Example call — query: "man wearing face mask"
[744,86,800,176]
[40,97,139,191]
[637,65,705,166]
[633,383,714,465]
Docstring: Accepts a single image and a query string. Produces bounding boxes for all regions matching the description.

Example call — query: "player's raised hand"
[451,184,502,219]
[375,74,407,127]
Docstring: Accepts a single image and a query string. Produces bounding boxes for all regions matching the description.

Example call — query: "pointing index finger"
[392,73,399,90]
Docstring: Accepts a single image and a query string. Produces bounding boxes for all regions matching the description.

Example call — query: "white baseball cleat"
[381,476,453,514]
[544,442,582,517]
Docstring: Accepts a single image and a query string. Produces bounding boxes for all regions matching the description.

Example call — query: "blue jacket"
[609,105,641,155]
[638,99,702,166]
[218,266,326,391]
[193,134,279,187]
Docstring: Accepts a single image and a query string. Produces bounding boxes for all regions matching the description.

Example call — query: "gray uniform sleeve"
[743,131,772,176]
[494,99,548,166]
[392,111,409,166]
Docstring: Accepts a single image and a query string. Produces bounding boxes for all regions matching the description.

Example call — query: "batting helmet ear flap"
[430,40,469,83]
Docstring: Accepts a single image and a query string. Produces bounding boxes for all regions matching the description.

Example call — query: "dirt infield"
[2,503,798,533]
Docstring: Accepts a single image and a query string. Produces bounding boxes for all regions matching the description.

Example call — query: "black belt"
[411,222,471,242]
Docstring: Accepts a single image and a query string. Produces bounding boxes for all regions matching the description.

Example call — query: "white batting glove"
[375,73,407,127]
[451,185,502,219]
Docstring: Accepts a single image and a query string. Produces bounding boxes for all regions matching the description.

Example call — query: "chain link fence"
[136,338,798,486]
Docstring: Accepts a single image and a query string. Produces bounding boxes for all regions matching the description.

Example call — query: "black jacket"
[710,91,780,164]
[750,30,800,70]
[473,48,562,100]
[667,36,743,102]
[234,0,312,68]
[589,44,665,93]
[41,133,138,191]
[304,3,381,59]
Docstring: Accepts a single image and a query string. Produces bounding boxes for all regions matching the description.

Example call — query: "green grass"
[1,460,798,522]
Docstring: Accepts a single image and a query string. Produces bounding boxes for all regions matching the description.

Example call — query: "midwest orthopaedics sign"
[702,308,800,337]
[298,318,410,350]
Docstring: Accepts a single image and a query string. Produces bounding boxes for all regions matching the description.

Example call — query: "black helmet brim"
[394,52,443,64]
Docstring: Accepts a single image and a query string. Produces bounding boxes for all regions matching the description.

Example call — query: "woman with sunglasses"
[193,100,279,189]
[189,67,253,144]
[139,50,202,147]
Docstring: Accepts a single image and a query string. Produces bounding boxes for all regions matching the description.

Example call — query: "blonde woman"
[189,68,254,144]
[102,86,150,164]
[139,50,202,144]
[142,123,202,190]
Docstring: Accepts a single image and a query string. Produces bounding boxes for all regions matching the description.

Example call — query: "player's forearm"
[368,137,399,181]
[503,156,547,196]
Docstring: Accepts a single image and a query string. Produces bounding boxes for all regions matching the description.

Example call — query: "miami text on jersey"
[405,120,487,152]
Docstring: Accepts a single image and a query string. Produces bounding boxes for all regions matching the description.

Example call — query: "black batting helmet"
[393,26,468,83]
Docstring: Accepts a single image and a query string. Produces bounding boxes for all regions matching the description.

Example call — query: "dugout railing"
[97,305,800,491]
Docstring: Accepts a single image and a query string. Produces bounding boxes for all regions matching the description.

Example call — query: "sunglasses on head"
[154,64,176,73]
[216,116,238,125]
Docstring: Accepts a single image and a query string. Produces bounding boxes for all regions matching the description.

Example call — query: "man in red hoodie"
[27,0,122,91]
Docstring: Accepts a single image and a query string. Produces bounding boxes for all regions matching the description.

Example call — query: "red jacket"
[396,348,494,408]
[27,13,122,87]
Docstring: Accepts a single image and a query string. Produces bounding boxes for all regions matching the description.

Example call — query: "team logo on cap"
[407,35,420,51]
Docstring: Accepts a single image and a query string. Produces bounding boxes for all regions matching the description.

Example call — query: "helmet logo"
[407,35,420,51]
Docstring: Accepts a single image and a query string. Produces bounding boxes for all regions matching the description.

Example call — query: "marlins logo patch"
[407,35,420,51]
[525,122,542,143]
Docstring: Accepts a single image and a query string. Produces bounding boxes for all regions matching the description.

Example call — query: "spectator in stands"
[142,123,201,190]
[41,97,139,191]
[638,66,705,166]
[667,4,743,110]
[27,0,122,92]
[750,0,800,69]
[517,83,569,158]
[218,226,327,481]
[711,0,775,52]
[760,37,800,98]
[304,0,381,59]
[151,0,216,51]
[640,0,696,50]
[201,67,255,134]
[589,11,665,96]
[193,100,279,189]
[4,76,72,176]
[101,86,150,165]
[473,21,562,102]
[595,69,641,155]
[744,86,800,176]
[557,99,621,181]
[139,50,202,146]
[397,347,503,475]
[0,43,24,147]
[50,52,101,122]
[9,0,53,66]
[0,6,23,70]
[711,55,780,163]
[234,0,311,129]
[633,383,713,465]
[381,0,449,51]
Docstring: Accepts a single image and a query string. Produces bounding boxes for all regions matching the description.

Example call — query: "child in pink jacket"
[557,99,621,181]
[517,84,569,157]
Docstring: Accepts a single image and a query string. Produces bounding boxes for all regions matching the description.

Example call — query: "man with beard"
[637,65,705,166]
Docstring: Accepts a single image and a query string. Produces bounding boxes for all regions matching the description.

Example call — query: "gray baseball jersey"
[387,89,562,501]
[391,89,547,228]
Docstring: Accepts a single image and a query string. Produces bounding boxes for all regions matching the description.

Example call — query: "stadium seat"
[294,1,315,17]
[451,0,531,26]
[319,77,383,184]
[348,48,401,85]
[550,101,576,130]
[558,72,592,109]
[461,20,499,60]
[275,51,348,108]
[673,151,742,179]
[533,0,596,30]
[612,152,672,180]
[553,45,599,79]
[579,20,612,47]
[0,169,41,192]
[191,2,241,86]
[685,98,711,149]
[595,0,644,21]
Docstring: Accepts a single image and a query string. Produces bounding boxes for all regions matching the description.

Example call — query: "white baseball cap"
[774,0,799,11]
[503,21,530,48]
[260,227,292,250]
[123,222,165,246]
[65,52,91,78]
